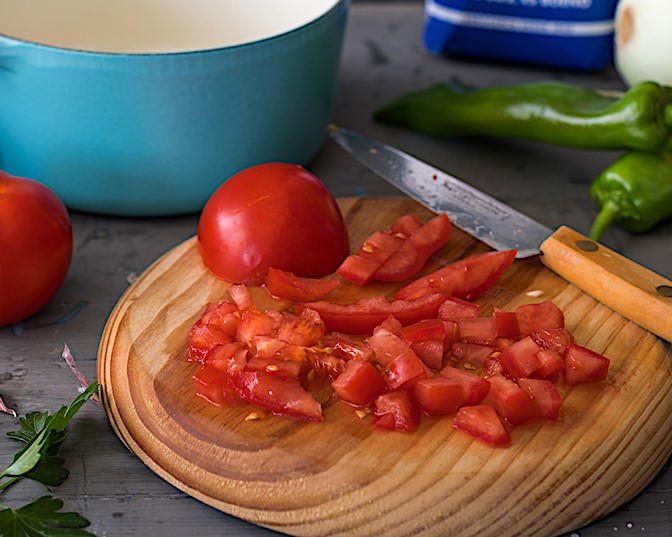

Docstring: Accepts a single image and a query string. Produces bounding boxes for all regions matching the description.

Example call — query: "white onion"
[614,0,672,87]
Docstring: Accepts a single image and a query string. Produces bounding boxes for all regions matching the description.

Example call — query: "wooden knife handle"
[540,226,672,343]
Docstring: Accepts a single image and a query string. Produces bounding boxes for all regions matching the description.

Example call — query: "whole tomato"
[198,163,349,285]
[0,170,73,326]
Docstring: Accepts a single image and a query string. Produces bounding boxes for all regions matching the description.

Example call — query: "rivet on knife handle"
[540,226,672,342]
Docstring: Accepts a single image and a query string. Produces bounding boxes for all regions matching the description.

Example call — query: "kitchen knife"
[329,124,672,343]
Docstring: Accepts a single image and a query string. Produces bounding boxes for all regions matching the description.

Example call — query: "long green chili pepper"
[589,150,672,241]
[374,80,672,152]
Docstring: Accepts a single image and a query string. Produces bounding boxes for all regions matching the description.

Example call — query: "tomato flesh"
[373,391,421,432]
[454,405,511,447]
[412,377,463,416]
[331,360,387,406]
[563,344,610,385]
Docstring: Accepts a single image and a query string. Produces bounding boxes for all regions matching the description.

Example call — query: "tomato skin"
[197,163,349,286]
[0,171,73,326]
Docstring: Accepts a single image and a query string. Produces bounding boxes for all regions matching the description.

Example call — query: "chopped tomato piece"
[373,391,420,432]
[367,328,411,367]
[264,267,340,301]
[412,377,463,416]
[499,336,543,379]
[531,328,574,355]
[518,378,562,420]
[486,375,535,426]
[409,339,444,370]
[454,405,511,447]
[493,308,520,338]
[374,315,403,335]
[563,344,610,385]
[228,284,254,310]
[187,300,239,362]
[297,292,450,335]
[326,333,375,362]
[437,297,481,322]
[516,301,565,336]
[384,348,431,390]
[439,365,490,405]
[400,318,447,343]
[450,342,498,373]
[394,249,516,301]
[231,371,322,421]
[336,231,403,285]
[331,360,387,406]
[236,310,279,343]
[192,365,241,407]
[534,348,565,380]
[373,214,451,282]
[275,311,325,347]
[204,342,248,374]
[457,317,498,345]
[245,356,302,380]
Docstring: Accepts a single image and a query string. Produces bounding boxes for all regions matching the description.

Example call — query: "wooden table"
[1,2,670,536]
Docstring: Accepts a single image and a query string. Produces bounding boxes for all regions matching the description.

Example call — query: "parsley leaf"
[0,383,99,492]
[0,495,94,536]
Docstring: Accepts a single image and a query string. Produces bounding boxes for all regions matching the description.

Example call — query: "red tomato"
[518,378,562,421]
[331,360,387,406]
[498,336,543,379]
[384,348,431,390]
[336,230,403,285]
[297,292,450,335]
[563,344,610,385]
[373,391,421,432]
[516,301,565,336]
[486,375,535,426]
[453,405,511,447]
[412,377,463,416]
[264,267,340,302]
[197,163,349,285]
[439,365,491,405]
[394,250,516,301]
[0,171,73,326]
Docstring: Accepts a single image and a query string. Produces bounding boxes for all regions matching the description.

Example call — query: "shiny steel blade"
[329,125,552,258]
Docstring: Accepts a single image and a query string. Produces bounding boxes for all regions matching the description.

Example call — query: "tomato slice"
[394,250,516,301]
[453,405,511,447]
[563,344,610,385]
[412,377,463,416]
[373,214,451,282]
[331,360,387,406]
[231,371,323,421]
[373,391,421,432]
[336,230,404,285]
[264,267,340,302]
[297,292,450,335]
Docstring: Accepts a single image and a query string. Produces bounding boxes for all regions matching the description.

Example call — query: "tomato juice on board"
[187,208,611,448]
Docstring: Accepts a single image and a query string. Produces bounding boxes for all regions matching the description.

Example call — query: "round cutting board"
[98,197,672,537]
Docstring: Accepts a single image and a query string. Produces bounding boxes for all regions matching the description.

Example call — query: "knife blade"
[329,124,672,343]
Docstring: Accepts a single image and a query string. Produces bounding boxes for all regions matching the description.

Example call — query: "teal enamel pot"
[0,0,349,215]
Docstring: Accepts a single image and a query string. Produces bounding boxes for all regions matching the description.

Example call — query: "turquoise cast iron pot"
[0,0,348,216]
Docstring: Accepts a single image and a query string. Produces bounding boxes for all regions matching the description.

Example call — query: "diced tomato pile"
[188,212,611,448]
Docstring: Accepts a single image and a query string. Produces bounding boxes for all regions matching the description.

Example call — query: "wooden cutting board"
[98,197,672,537]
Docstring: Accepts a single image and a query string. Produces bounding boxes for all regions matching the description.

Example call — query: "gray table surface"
[1,2,671,536]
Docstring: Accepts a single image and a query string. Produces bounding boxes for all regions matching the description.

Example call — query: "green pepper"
[589,150,672,241]
[374,80,672,152]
